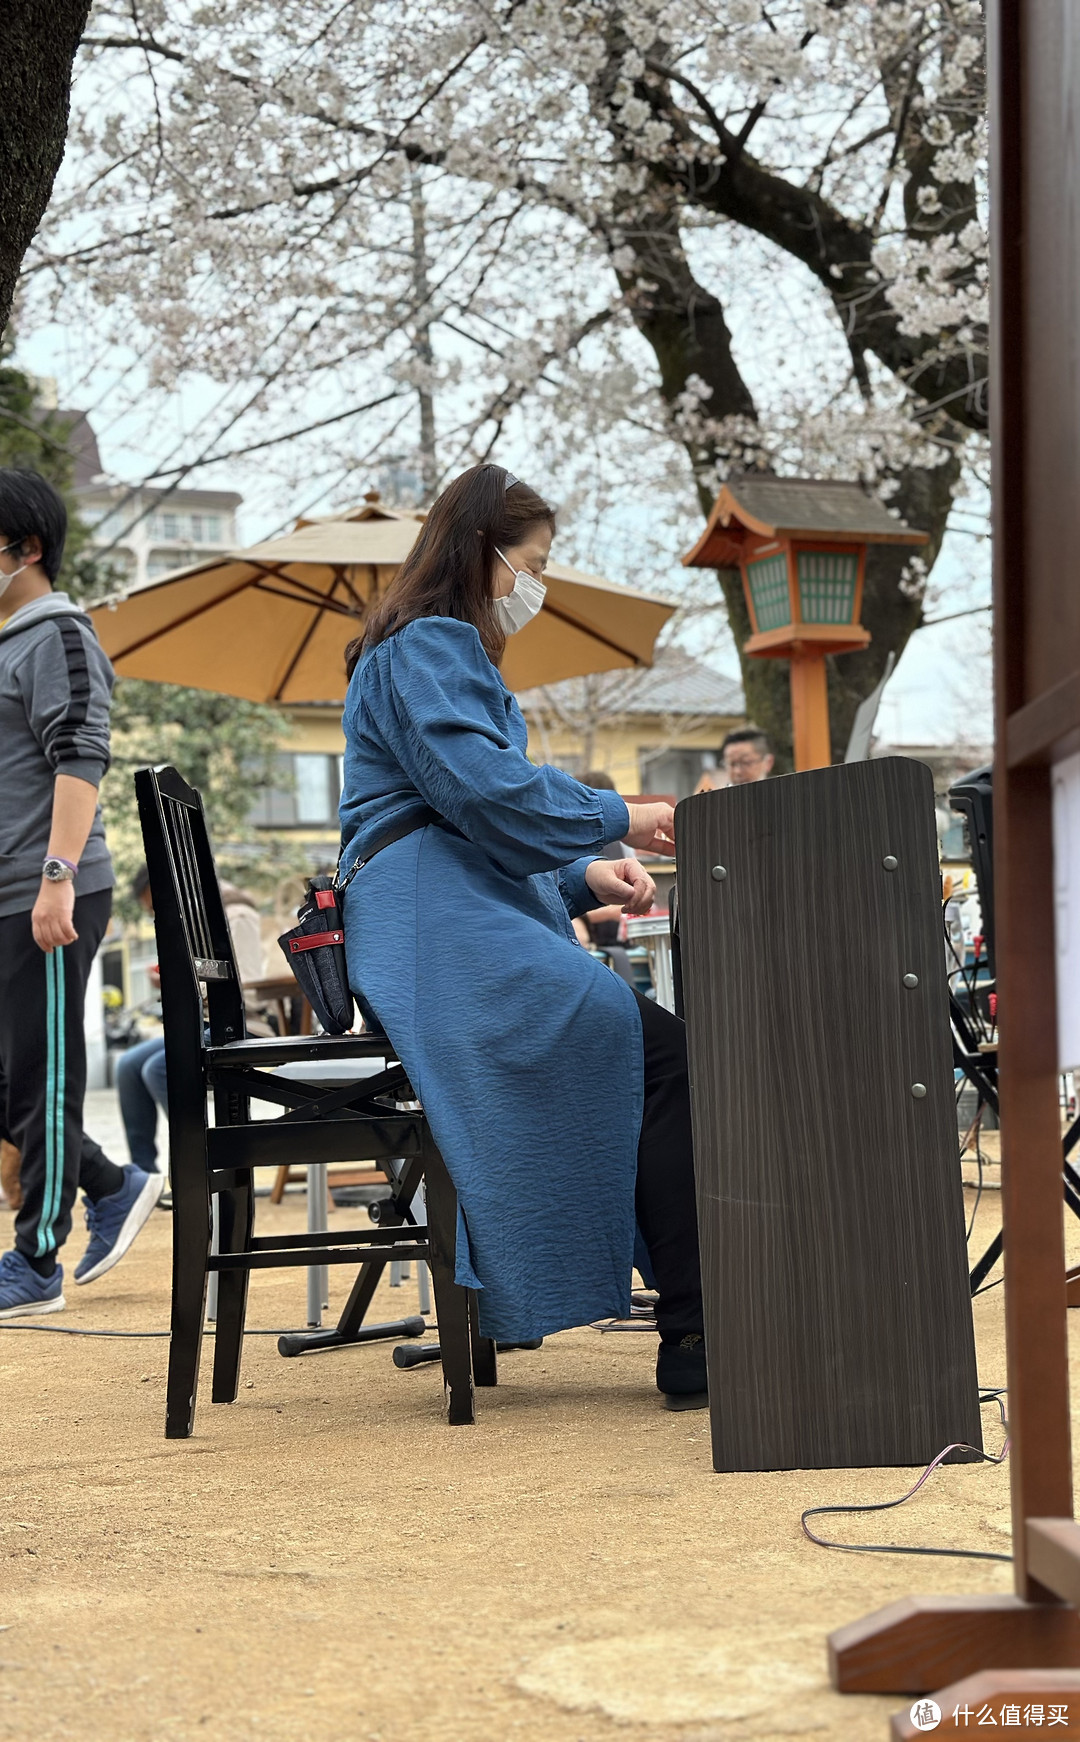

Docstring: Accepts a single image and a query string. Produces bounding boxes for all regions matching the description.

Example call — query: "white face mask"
[0,542,28,601]
[493,547,546,635]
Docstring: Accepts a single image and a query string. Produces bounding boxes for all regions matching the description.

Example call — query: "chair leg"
[211,1177,255,1403]
[269,1165,289,1205]
[166,1158,212,1439]
[468,1291,498,1387]
[422,1135,475,1425]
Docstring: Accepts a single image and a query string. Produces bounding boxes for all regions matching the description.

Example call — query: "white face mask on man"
[0,541,29,601]
[493,547,547,636]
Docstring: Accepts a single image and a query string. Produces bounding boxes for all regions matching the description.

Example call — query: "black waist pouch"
[277,808,441,1034]
[278,875,354,1035]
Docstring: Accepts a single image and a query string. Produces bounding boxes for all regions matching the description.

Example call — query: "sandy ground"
[1,1102,1076,1742]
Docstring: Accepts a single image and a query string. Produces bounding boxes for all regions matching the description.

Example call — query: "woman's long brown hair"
[345,464,556,679]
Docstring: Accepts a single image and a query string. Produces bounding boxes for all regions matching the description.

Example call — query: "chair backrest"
[135,765,247,1057]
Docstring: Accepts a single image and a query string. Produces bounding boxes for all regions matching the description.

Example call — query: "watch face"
[44,860,73,882]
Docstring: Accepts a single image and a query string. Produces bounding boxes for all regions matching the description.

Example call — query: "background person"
[117,863,267,1174]
[720,725,775,786]
[0,469,162,1317]
[339,464,706,1408]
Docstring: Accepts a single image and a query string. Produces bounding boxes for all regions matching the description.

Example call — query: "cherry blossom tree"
[26,0,987,761]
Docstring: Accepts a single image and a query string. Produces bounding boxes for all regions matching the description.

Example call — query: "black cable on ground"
[801,1392,1011,1564]
[0,1324,330,1339]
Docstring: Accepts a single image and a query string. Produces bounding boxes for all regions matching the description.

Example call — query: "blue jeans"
[115,1036,168,1171]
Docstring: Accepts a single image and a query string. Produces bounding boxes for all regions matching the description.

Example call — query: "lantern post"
[682,478,928,771]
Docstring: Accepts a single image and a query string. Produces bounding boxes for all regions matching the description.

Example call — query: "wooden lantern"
[682,477,928,771]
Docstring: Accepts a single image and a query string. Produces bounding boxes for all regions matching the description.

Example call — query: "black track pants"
[633,988,704,1343]
[0,890,123,1265]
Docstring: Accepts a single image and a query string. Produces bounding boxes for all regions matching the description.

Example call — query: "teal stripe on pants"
[36,947,66,1257]
[48,947,67,1244]
[37,950,58,1256]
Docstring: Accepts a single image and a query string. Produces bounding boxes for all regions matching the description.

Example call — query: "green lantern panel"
[746,553,791,632]
[797,550,859,623]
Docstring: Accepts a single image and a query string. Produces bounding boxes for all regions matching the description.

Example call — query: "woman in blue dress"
[339,464,705,1406]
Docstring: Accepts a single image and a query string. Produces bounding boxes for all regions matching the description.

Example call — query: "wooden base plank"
[1028,1520,1080,1605]
[890,1669,1080,1736]
[829,1596,1080,1693]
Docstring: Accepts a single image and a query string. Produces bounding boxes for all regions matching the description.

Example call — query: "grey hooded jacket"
[0,592,115,918]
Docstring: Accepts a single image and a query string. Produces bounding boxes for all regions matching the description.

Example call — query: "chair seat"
[275,1058,388,1083]
[205,1033,395,1069]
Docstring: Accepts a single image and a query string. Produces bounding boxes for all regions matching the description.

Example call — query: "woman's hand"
[624,802,676,857]
[584,857,656,915]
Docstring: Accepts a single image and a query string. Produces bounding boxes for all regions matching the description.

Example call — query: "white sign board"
[1053,749,1080,1072]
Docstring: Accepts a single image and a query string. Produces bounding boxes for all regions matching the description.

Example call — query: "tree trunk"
[603,164,961,768]
[827,452,961,760]
[0,1,90,341]
[409,169,438,501]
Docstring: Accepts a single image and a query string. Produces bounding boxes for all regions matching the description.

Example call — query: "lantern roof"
[683,475,929,568]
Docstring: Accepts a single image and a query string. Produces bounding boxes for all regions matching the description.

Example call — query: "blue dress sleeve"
[360,618,630,879]
[558,857,609,920]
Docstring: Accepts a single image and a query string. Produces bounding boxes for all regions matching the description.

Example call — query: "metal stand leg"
[307,1162,328,1327]
[207,1195,220,1323]
[416,1181,432,1315]
[390,1261,402,1287]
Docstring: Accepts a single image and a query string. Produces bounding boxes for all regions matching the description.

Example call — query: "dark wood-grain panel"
[677,756,982,1472]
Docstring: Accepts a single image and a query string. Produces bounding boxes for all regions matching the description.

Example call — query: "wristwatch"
[42,857,77,883]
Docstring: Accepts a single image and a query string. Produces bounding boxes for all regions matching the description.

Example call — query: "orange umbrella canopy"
[91,502,675,704]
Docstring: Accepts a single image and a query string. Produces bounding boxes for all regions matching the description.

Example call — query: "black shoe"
[656,1334,708,1411]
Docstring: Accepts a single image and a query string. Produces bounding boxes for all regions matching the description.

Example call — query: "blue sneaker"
[75,1166,164,1284]
[0,1248,65,1317]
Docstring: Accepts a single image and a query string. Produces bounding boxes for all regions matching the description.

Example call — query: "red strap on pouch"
[289,930,344,953]
[315,889,337,910]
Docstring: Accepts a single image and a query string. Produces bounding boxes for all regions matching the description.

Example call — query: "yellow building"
[516,648,745,795]
[248,647,745,865]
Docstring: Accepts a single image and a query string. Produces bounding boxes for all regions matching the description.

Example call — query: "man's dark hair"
[0,468,68,584]
[581,769,617,790]
[721,725,772,757]
[130,863,152,902]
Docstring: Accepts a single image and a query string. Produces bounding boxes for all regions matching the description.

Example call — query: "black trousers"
[0,890,123,1265]
[633,989,703,1342]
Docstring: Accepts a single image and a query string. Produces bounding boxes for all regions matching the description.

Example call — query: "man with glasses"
[720,726,775,786]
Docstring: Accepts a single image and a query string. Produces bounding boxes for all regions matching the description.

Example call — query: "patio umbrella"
[89,499,675,703]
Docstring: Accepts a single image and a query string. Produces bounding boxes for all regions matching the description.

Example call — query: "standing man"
[0,469,162,1317]
[720,725,775,786]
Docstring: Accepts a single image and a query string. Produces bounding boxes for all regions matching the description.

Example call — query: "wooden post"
[789,653,832,771]
[830,0,1080,1695]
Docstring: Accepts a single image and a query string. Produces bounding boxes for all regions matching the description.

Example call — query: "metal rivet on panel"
[903,973,919,989]
[911,1082,927,1099]
[883,854,898,871]
[711,865,727,882]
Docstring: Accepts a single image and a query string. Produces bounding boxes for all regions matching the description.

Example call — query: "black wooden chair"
[135,764,497,1437]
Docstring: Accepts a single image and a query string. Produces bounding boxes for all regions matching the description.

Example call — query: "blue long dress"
[339,616,644,1341]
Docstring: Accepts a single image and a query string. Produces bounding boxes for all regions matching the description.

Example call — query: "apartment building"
[66,411,241,589]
